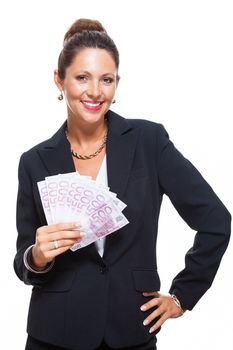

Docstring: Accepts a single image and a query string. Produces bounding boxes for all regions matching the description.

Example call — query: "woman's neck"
[66,115,107,150]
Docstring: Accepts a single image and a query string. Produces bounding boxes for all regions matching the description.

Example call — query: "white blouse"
[94,155,108,257]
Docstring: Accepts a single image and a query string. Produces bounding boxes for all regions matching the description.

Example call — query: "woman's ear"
[54,69,63,91]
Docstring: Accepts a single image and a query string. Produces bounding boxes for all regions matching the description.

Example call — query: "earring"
[57,92,63,101]
[112,99,116,104]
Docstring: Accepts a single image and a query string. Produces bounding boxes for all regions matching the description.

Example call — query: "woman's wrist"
[31,245,49,269]
[170,294,186,315]
[23,245,55,274]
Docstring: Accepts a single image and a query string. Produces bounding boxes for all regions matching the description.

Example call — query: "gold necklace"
[66,129,108,160]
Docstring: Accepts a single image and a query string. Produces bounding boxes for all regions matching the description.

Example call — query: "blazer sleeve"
[157,125,231,310]
[14,152,53,286]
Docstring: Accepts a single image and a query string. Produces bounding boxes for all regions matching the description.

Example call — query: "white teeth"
[82,101,102,107]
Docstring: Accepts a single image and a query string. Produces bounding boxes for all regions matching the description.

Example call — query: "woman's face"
[55,48,119,125]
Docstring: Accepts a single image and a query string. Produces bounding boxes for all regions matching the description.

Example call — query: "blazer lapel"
[37,122,75,176]
[104,111,139,263]
[106,111,139,199]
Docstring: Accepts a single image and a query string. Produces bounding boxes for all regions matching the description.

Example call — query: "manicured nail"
[80,232,86,237]
[149,327,154,333]
[72,223,82,231]
[143,319,149,326]
[140,305,146,311]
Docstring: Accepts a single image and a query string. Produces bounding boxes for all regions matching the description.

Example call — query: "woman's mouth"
[81,100,104,111]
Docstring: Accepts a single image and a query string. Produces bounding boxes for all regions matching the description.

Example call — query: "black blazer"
[14,110,231,349]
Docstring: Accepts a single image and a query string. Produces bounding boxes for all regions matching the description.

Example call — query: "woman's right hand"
[32,222,84,268]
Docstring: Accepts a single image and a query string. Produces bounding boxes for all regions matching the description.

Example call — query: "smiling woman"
[14,18,231,350]
[54,48,118,124]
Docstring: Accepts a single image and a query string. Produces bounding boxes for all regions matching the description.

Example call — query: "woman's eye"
[76,75,87,82]
[103,77,114,85]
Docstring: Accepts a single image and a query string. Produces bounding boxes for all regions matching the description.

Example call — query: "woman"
[14,19,231,350]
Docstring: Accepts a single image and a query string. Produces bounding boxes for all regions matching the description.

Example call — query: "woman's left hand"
[140,292,185,333]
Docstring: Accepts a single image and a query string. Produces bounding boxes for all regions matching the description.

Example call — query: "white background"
[0,0,232,349]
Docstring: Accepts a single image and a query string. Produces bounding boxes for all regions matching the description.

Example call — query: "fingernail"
[75,222,81,228]
[149,327,154,333]
[140,306,146,311]
[143,320,149,326]
[80,232,86,237]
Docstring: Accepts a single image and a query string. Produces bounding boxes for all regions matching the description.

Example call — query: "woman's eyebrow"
[75,70,116,76]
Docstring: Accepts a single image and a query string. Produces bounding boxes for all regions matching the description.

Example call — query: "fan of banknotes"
[37,172,129,251]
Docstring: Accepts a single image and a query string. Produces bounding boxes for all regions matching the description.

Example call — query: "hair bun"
[64,18,106,43]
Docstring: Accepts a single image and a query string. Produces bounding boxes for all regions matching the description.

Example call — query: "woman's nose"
[86,81,102,100]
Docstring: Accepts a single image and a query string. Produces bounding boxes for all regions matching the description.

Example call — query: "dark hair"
[58,19,119,80]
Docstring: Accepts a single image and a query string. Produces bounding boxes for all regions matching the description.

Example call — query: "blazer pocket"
[132,269,161,292]
[38,269,76,293]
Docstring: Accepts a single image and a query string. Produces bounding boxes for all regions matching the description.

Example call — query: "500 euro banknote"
[37,172,129,251]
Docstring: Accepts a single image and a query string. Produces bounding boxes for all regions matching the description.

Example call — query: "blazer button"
[100,266,108,274]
